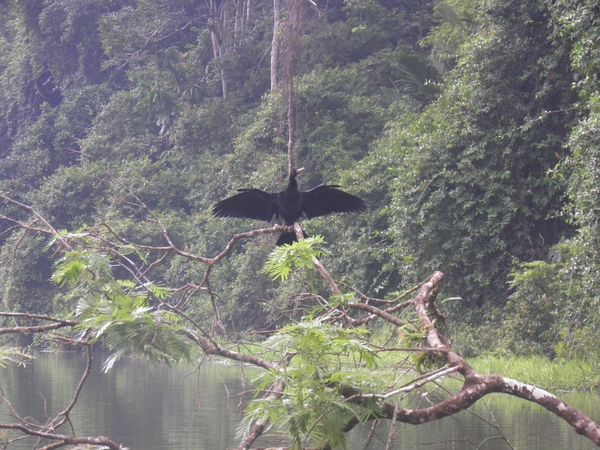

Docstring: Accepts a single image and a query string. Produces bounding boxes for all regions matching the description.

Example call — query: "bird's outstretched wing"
[301,185,367,219]
[212,189,279,221]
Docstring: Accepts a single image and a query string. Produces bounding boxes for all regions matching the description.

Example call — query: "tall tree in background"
[270,0,281,90]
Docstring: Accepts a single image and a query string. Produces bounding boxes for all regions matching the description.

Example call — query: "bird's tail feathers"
[276,229,308,246]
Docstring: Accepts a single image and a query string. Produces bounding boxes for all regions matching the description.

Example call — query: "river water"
[0,352,597,449]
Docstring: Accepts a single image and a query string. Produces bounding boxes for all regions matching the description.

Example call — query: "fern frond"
[0,348,34,368]
[261,236,329,281]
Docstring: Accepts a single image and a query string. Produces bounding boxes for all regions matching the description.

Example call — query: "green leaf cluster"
[0,348,33,368]
[240,319,381,448]
[261,236,329,281]
[53,248,192,371]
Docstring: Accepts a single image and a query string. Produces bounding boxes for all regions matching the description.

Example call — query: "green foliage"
[261,236,329,281]
[379,53,447,108]
[485,239,600,361]
[504,104,600,359]
[1,0,600,374]
[0,348,33,368]
[444,1,600,358]
[420,0,487,58]
[0,234,56,319]
[553,0,600,100]
[52,248,193,371]
[501,256,565,356]
[390,0,577,312]
[484,2,600,361]
[470,354,600,391]
[240,319,380,448]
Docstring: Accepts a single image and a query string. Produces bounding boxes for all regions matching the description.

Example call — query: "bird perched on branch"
[212,168,367,246]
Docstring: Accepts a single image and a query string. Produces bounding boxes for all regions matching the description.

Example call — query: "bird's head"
[290,167,305,179]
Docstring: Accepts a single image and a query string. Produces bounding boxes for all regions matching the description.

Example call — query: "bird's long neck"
[285,175,298,193]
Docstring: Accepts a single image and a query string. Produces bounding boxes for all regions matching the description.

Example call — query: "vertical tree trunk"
[208,0,229,98]
[246,0,252,29]
[283,0,302,173]
[287,71,294,175]
[270,0,280,90]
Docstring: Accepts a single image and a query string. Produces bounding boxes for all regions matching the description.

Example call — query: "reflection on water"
[1,352,248,449]
[0,352,598,449]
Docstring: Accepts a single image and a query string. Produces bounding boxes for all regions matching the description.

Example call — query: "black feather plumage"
[212,168,367,245]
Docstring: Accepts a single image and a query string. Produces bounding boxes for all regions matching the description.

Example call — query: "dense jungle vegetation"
[0,0,600,373]
[4,0,600,448]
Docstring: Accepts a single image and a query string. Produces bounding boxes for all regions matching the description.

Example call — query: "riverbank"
[468,354,600,392]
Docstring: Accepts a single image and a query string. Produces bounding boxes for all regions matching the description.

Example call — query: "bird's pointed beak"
[296,167,305,174]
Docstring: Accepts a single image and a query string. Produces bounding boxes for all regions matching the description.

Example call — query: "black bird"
[212,168,367,246]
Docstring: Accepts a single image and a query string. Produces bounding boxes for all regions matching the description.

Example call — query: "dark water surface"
[0,352,598,449]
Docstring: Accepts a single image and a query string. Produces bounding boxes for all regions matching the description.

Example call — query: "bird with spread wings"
[212,168,367,245]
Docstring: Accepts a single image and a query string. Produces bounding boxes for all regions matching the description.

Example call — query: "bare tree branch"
[0,313,78,335]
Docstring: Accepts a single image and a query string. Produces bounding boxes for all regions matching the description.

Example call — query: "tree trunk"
[270,0,280,90]
[208,0,229,98]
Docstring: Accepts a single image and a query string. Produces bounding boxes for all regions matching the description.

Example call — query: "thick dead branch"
[347,302,407,327]
[185,330,278,371]
[386,270,600,446]
[237,380,285,450]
